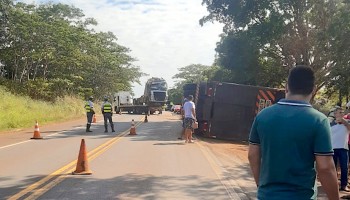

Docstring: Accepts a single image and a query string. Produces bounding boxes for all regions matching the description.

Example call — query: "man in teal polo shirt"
[248,66,339,200]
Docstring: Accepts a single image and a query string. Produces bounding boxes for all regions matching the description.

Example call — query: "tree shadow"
[43,174,231,200]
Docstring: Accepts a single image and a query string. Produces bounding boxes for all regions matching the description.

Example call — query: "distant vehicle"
[173,105,181,114]
[114,91,133,105]
[114,77,168,115]
[114,91,134,114]
[141,77,168,114]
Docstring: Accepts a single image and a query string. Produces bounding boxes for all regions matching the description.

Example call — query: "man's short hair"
[187,95,194,101]
[288,65,315,95]
[328,106,342,118]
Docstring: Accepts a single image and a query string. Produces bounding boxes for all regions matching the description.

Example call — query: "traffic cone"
[31,121,43,139]
[144,115,148,123]
[92,114,96,123]
[129,119,137,135]
[72,139,92,175]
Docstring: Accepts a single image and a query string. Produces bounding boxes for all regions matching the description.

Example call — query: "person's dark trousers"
[103,113,114,132]
[333,148,349,188]
[348,144,350,163]
[86,112,94,132]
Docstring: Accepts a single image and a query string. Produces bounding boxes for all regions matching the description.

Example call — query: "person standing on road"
[328,106,350,191]
[101,96,115,133]
[248,66,339,200]
[178,98,188,140]
[85,96,95,132]
[183,95,196,143]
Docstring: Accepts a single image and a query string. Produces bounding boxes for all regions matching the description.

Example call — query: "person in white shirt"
[183,95,196,143]
[329,106,350,191]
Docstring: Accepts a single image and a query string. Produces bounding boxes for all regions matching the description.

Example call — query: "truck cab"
[114,91,133,113]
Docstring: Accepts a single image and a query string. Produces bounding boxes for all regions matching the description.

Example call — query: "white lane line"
[0,117,142,150]
[0,140,32,150]
[0,130,73,150]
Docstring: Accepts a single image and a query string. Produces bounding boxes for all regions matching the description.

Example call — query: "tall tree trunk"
[338,90,343,107]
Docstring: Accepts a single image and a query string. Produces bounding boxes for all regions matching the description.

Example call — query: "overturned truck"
[184,82,285,141]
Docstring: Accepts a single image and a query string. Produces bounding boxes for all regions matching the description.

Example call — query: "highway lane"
[0,114,144,199]
[39,112,246,200]
[1,112,248,200]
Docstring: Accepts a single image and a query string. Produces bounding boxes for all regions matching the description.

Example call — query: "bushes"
[0,87,85,131]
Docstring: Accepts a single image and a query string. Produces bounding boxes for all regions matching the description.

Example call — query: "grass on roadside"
[0,87,85,131]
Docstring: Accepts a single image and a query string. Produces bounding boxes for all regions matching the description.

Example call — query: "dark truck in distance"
[114,77,168,115]
[144,77,167,113]
[184,82,285,141]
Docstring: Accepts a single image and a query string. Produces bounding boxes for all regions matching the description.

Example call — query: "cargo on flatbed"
[114,77,168,115]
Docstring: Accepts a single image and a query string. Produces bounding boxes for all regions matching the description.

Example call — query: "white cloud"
[17,0,223,97]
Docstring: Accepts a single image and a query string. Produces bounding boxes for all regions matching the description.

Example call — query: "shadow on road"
[45,174,230,199]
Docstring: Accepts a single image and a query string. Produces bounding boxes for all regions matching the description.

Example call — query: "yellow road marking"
[25,129,134,200]
[9,118,144,200]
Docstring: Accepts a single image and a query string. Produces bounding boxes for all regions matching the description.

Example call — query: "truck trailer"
[183,82,285,141]
[114,77,168,115]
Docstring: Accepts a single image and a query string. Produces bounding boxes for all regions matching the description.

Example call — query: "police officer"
[101,96,115,133]
[85,96,95,132]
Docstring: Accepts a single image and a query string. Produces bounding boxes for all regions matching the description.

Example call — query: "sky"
[18,0,223,97]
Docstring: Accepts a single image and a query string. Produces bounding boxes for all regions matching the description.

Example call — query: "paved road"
[0,112,252,200]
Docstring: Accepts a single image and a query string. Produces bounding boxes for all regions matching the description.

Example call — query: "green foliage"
[326,2,350,104]
[169,64,222,104]
[173,64,212,83]
[201,0,347,94]
[168,87,183,105]
[0,1,143,102]
[0,86,85,131]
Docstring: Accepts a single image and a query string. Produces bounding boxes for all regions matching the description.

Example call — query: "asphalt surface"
[1,111,342,199]
[0,112,253,200]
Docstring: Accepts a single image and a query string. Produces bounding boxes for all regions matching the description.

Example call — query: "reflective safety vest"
[103,102,112,113]
[85,101,92,112]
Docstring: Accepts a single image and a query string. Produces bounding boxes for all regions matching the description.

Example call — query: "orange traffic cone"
[72,139,92,175]
[129,119,137,135]
[31,121,43,139]
[92,114,96,123]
